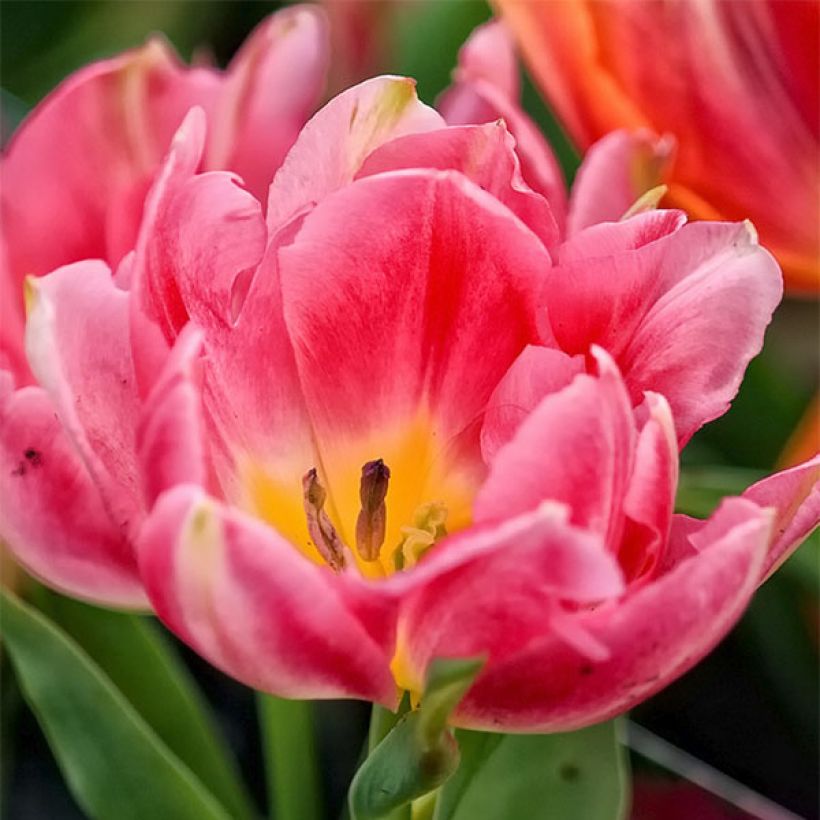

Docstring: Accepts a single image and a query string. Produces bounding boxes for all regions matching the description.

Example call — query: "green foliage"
[258,694,323,820]
[31,588,255,819]
[0,590,232,820]
[434,721,629,820]
[349,658,484,820]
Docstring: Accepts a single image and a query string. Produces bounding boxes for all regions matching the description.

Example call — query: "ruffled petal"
[546,218,783,444]
[619,222,782,443]
[391,503,623,698]
[138,485,398,703]
[475,349,635,551]
[454,498,772,731]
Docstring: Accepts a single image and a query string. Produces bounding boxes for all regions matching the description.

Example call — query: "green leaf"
[257,694,323,820]
[31,588,254,820]
[349,658,484,820]
[0,590,231,820]
[434,720,629,820]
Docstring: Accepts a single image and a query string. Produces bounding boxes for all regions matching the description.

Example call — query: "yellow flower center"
[239,415,478,578]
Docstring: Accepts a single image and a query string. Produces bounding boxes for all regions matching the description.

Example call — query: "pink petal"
[438,21,567,230]
[278,169,545,477]
[0,383,146,607]
[266,76,443,231]
[206,6,329,202]
[620,221,783,443]
[619,392,678,581]
[1,39,221,287]
[742,454,820,579]
[358,121,559,253]
[455,498,772,731]
[137,325,208,506]
[546,218,783,444]
[480,345,584,463]
[25,261,142,535]
[392,504,624,697]
[567,129,676,235]
[138,485,398,703]
[133,109,266,342]
[475,349,635,551]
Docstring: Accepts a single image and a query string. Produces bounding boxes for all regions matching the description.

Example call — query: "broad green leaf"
[257,694,322,820]
[0,590,230,820]
[434,720,629,820]
[349,659,484,820]
[32,588,254,820]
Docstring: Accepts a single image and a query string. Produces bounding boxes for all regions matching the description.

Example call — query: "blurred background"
[1,1,817,818]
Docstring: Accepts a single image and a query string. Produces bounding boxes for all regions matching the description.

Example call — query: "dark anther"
[302,468,346,572]
[356,459,390,561]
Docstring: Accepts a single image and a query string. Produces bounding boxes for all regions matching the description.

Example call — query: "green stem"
[257,694,322,820]
[365,701,413,820]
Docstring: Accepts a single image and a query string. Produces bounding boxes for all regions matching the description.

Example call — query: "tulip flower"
[3,69,817,731]
[0,5,327,386]
[494,0,820,294]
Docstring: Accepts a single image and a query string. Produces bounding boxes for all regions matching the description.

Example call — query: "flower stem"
[257,694,322,820]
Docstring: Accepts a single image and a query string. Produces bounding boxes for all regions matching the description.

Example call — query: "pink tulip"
[1,66,817,729]
[0,5,328,386]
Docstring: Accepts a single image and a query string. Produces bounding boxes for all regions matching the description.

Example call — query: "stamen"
[356,459,390,561]
[394,501,448,570]
[302,468,347,572]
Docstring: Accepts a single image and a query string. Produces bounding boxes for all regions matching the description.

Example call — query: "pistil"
[302,468,347,572]
[356,459,391,561]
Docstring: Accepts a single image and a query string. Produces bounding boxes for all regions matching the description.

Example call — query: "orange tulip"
[495,0,819,293]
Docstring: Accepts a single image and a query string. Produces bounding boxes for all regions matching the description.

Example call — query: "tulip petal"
[133,109,266,344]
[475,349,635,551]
[620,222,782,443]
[741,454,820,579]
[266,76,443,231]
[0,382,146,607]
[274,169,545,559]
[546,218,782,443]
[391,503,623,698]
[455,498,772,731]
[480,345,584,463]
[567,129,675,235]
[620,392,678,581]
[138,325,208,507]
[206,6,328,202]
[138,485,398,703]
[439,21,567,230]
[358,122,559,253]
[25,261,142,532]
[1,39,220,286]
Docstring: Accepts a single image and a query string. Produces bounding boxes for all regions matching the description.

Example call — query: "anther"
[302,468,347,572]
[356,459,390,561]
